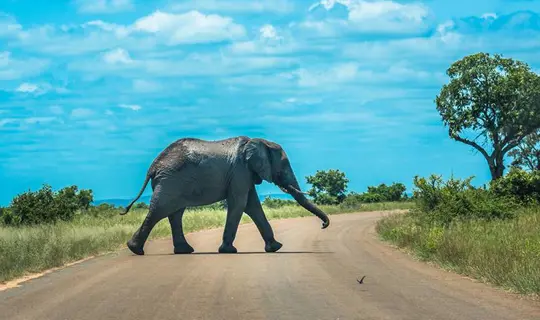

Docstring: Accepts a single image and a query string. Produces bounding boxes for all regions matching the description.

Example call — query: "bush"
[262,197,297,208]
[490,168,540,205]
[411,175,516,226]
[366,183,408,202]
[134,202,149,210]
[341,182,408,205]
[7,184,94,226]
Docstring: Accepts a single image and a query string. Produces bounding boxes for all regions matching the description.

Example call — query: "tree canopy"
[435,52,540,180]
[306,169,349,205]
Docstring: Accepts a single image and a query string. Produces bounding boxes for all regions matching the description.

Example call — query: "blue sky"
[1,0,540,205]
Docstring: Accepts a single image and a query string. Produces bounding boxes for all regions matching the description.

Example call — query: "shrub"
[366,183,408,202]
[411,175,516,225]
[134,202,149,210]
[342,182,408,205]
[7,184,95,226]
[339,193,365,209]
[262,197,297,208]
[490,167,540,205]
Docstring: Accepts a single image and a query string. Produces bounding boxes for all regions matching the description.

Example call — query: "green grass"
[376,207,540,296]
[0,201,413,284]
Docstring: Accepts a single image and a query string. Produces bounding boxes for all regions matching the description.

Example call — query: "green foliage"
[134,202,149,210]
[411,175,516,226]
[360,182,408,202]
[306,169,349,205]
[7,184,95,226]
[490,167,540,205]
[340,182,408,209]
[509,131,540,171]
[77,189,94,210]
[262,197,297,208]
[435,52,540,180]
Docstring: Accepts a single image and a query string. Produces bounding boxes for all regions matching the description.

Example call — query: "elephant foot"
[218,243,238,254]
[174,243,195,254]
[265,240,283,253]
[127,240,144,256]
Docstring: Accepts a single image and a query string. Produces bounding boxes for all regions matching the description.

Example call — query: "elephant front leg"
[168,208,194,254]
[219,193,248,254]
[244,187,283,253]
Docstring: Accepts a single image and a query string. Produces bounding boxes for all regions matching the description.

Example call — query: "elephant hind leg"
[168,208,194,254]
[127,183,182,255]
[219,192,249,254]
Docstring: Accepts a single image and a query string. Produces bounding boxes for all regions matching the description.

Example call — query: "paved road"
[1,211,539,320]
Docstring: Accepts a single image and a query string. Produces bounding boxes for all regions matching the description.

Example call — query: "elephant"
[121,136,330,255]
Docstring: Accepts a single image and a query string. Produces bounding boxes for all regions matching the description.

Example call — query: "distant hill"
[93,193,294,207]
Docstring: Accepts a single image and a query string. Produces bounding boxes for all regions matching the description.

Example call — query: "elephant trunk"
[285,184,330,229]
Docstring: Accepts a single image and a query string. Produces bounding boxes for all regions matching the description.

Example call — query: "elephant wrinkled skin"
[122,136,330,255]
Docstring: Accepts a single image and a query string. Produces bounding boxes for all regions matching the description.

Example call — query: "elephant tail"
[120,170,153,215]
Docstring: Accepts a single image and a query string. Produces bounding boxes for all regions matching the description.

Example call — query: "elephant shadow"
[140,251,334,256]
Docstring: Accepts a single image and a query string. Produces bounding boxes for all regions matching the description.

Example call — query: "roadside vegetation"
[377,52,540,296]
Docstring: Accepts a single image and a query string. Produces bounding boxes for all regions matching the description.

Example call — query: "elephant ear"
[244,139,273,184]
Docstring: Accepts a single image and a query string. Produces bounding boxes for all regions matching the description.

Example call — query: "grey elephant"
[121,136,330,255]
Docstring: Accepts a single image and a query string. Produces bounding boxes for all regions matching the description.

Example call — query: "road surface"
[1,211,539,320]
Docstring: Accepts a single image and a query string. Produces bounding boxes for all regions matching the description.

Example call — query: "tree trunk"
[489,154,505,180]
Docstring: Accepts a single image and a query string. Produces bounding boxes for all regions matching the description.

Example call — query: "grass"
[0,201,413,284]
[376,206,540,296]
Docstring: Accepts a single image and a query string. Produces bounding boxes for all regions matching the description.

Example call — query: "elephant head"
[244,138,330,229]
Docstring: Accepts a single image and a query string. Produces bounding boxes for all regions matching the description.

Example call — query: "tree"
[77,189,94,210]
[435,52,540,180]
[508,130,540,171]
[306,169,349,205]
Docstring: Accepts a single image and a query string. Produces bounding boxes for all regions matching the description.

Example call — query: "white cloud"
[119,104,142,111]
[75,0,134,14]
[15,83,39,93]
[285,61,442,89]
[102,48,133,64]
[0,51,49,80]
[293,63,359,87]
[132,10,246,45]
[481,13,497,20]
[82,20,130,37]
[260,24,280,40]
[348,1,429,31]
[309,0,351,11]
[0,13,23,37]
[170,0,295,13]
[14,82,68,95]
[3,11,246,56]
[71,108,94,118]
[70,51,293,77]
[302,0,432,36]
[228,24,299,55]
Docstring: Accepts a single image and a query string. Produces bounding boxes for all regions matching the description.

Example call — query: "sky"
[1,0,540,205]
